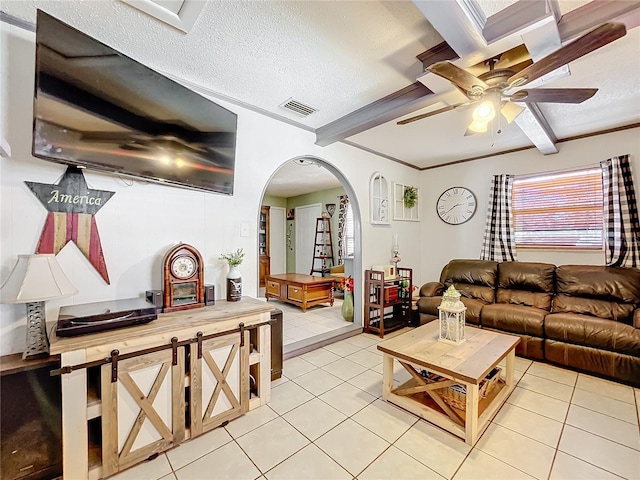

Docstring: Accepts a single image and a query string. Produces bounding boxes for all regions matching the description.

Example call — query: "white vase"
[226,265,242,301]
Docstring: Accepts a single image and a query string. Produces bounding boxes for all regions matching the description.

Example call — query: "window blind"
[512,167,603,248]
[345,204,355,256]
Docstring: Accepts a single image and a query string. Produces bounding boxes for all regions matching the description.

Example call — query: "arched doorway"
[258,156,363,355]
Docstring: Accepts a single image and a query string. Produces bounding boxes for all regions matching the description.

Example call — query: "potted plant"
[220,248,245,301]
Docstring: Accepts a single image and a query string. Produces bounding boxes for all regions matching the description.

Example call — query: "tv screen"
[32,10,237,195]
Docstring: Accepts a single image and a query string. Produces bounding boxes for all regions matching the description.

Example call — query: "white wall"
[419,127,640,285]
[0,20,422,355]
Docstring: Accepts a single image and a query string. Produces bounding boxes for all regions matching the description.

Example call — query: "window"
[512,167,603,249]
[344,203,355,257]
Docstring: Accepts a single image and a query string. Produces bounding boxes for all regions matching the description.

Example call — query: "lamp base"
[23,301,50,359]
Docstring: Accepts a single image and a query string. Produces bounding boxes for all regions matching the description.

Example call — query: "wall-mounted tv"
[33,10,237,195]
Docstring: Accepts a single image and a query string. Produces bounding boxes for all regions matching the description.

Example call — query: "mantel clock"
[162,243,205,313]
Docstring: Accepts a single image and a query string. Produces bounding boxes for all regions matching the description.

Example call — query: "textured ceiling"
[1,0,443,128]
[3,0,639,195]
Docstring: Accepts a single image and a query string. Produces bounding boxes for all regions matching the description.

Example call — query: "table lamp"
[0,254,78,359]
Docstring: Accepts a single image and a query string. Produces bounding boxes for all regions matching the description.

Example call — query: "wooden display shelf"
[364,268,412,337]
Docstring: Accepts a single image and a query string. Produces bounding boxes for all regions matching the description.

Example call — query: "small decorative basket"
[420,367,502,411]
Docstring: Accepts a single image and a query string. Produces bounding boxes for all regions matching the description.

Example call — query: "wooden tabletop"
[50,297,275,357]
[267,273,335,285]
[377,322,520,385]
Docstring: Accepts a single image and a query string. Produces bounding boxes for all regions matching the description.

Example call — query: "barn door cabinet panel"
[50,298,273,480]
[100,348,185,477]
[189,331,248,437]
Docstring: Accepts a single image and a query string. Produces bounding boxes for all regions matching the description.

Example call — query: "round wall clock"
[162,243,205,313]
[436,187,477,225]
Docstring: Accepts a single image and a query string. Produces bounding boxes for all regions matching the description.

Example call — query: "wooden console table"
[50,298,274,480]
[378,322,519,445]
[265,273,334,312]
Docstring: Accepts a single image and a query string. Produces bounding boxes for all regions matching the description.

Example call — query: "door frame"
[269,206,286,275]
[258,156,363,326]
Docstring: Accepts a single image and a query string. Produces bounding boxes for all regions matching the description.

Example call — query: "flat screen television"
[32,10,237,195]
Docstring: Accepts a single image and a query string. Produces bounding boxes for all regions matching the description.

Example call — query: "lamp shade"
[0,254,78,303]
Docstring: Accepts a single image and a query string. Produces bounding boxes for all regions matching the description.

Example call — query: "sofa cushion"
[553,265,640,324]
[495,261,555,310]
[416,296,484,325]
[545,340,640,387]
[440,259,497,304]
[553,295,636,325]
[545,313,640,357]
[481,304,546,337]
[419,282,444,297]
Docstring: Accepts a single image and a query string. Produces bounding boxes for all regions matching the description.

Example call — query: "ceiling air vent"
[280,98,318,117]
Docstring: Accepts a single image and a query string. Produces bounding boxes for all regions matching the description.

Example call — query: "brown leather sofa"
[417,259,640,386]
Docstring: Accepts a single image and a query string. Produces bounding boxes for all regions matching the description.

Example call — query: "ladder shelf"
[310,217,334,276]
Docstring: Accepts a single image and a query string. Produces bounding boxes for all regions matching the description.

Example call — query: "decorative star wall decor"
[26,166,115,284]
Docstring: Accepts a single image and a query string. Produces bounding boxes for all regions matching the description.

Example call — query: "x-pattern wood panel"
[190,332,248,437]
[393,361,464,426]
[101,348,185,477]
[202,342,240,420]
[118,362,173,457]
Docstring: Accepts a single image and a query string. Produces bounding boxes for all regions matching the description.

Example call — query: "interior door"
[269,207,286,274]
[295,203,322,274]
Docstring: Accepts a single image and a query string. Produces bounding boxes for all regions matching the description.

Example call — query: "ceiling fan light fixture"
[500,102,525,124]
[468,120,488,133]
[472,100,496,122]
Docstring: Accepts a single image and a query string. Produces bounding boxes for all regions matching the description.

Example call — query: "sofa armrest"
[420,282,445,297]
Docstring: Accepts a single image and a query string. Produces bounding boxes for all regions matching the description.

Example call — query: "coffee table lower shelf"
[385,374,512,443]
[381,347,516,446]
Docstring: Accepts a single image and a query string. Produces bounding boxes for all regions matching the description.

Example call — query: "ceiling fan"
[397,22,627,134]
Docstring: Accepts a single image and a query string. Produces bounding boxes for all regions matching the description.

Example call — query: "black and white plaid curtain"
[337,195,349,264]
[601,154,640,267]
[480,174,517,261]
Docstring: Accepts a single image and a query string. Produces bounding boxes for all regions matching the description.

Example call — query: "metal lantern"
[438,285,467,344]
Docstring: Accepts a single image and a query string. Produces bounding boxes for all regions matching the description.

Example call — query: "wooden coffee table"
[378,322,519,445]
[265,273,334,312]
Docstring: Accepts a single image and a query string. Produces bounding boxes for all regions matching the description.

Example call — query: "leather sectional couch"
[417,259,640,386]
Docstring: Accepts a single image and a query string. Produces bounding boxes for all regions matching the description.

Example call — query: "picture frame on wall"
[370,171,390,225]
[393,182,419,221]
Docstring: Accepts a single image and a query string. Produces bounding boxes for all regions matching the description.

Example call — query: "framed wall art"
[370,172,390,225]
[393,182,419,221]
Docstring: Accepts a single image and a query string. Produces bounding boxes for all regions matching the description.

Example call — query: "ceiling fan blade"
[427,61,489,94]
[397,104,464,125]
[510,88,598,103]
[508,22,626,88]
[500,102,525,124]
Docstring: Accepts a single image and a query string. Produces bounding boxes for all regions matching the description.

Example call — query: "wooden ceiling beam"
[315,41,458,148]
[558,0,640,41]
[315,0,640,149]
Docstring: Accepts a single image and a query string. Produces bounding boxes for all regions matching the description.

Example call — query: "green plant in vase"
[221,248,244,301]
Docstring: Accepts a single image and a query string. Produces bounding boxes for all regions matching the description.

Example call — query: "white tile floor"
[112,330,640,480]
